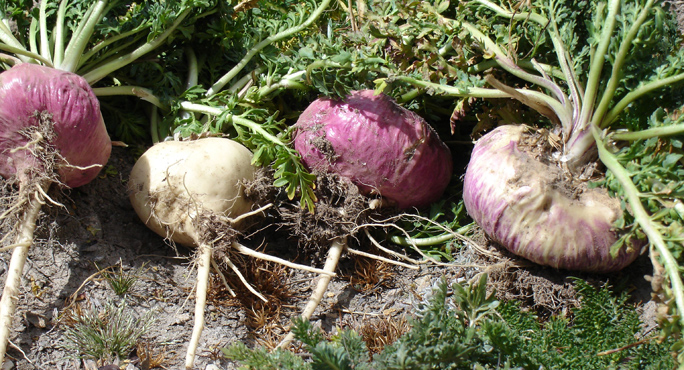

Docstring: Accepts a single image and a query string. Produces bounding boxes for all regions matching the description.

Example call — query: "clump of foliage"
[100,262,145,296]
[224,275,676,369]
[61,299,156,364]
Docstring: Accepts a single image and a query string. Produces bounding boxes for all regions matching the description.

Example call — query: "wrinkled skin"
[0,64,111,188]
[294,90,452,209]
[463,125,642,273]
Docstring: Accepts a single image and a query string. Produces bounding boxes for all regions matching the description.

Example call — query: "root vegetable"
[0,64,112,187]
[463,125,639,272]
[128,138,254,369]
[276,90,452,348]
[128,137,334,368]
[128,138,256,247]
[0,64,111,362]
[293,90,453,209]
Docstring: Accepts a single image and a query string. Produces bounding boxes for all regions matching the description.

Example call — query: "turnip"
[269,90,453,348]
[293,90,453,209]
[128,137,335,369]
[0,0,215,364]
[393,0,684,335]
[0,63,111,364]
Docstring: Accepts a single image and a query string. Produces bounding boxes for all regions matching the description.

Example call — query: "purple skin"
[463,125,642,273]
[0,64,111,188]
[294,90,453,209]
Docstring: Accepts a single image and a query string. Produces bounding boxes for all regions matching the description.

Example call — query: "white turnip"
[128,137,335,369]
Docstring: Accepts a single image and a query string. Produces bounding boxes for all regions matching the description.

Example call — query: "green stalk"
[150,106,160,144]
[52,0,70,67]
[206,0,333,97]
[28,17,39,59]
[82,9,192,84]
[60,0,108,72]
[391,224,472,247]
[473,0,548,26]
[394,75,567,120]
[179,102,288,147]
[0,53,20,66]
[78,27,148,71]
[92,86,167,111]
[228,66,265,94]
[77,36,146,75]
[460,22,567,104]
[185,47,199,90]
[591,0,655,128]
[576,0,620,129]
[468,59,565,80]
[255,71,307,98]
[611,123,684,141]
[592,124,684,335]
[39,0,52,63]
[0,43,51,66]
[0,15,29,63]
[603,72,684,127]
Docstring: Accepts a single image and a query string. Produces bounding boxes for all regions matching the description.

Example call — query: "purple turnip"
[0,1,200,362]
[0,64,111,187]
[462,125,638,272]
[0,64,111,361]
[275,90,451,349]
[395,0,683,283]
[293,90,453,209]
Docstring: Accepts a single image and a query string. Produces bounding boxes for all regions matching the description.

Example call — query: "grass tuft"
[61,299,156,363]
[100,261,146,296]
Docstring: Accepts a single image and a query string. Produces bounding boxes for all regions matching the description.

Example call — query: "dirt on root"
[0,146,658,370]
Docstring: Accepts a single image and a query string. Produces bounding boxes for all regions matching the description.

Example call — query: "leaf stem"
[206,0,333,97]
[610,123,684,141]
[603,72,684,127]
[38,0,52,63]
[0,14,29,63]
[576,0,620,130]
[60,0,108,72]
[178,102,288,147]
[592,0,655,128]
[78,27,148,72]
[467,59,565,80]
[473,0,548,25]
[81,8,192,84]
[0,43,52,66]
[92,86,168,111]
[592,124,684,334]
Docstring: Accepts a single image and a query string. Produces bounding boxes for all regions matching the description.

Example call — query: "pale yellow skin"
[128,138,255,246]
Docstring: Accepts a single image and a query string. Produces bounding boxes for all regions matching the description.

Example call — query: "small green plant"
[224,275,677,370]
[62,299,156,363]
[100,262,145,296]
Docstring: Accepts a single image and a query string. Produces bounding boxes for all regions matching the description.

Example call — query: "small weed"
[224,275,677,370]
[209,253,294,331]
[354,315,411,356]
[345,256,395,293]
[136,342,171,369]
[100,261,146,296]
[61,299,156,364]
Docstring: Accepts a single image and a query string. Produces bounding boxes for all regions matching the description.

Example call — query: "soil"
[0,146,658,370]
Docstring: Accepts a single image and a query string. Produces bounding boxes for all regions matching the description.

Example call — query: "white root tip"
[185,243,213,370]
[277,237,346,349]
